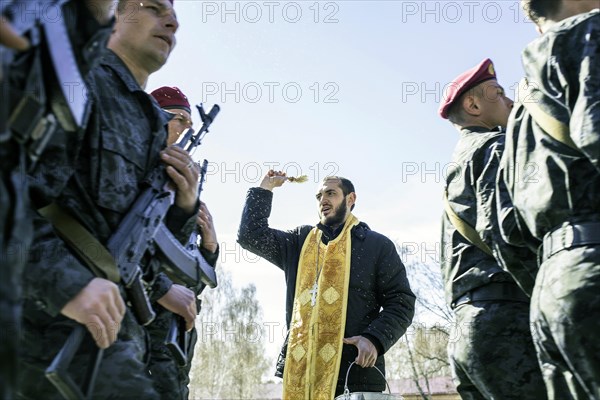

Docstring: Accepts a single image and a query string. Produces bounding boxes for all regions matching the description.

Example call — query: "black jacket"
[496,11,600,292]
[441,127,522,302]
[237,187,415,393]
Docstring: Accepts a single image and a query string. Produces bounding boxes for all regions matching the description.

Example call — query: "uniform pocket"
[96,128,146,214]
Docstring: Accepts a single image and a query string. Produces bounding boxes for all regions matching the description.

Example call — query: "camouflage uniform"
[441,127,546,399]
[499,10,600,399]
[0,1,111,397]
[147,246,219,400]
[17,48,195,399]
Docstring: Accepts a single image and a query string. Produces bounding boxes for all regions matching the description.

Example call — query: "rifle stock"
[45,325,103,400]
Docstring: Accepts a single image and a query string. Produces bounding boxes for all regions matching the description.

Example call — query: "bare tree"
[398,245,452,323]
[385,244,453,399]
[221,284,270,399]
[404,333,430,400]
[189,270,231,399]
[189,271,270,399]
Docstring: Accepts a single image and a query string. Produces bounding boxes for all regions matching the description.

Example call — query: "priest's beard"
[321,197,347,228]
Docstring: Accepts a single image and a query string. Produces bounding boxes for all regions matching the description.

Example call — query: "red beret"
[150,86,190,113]
[438,58,497,119]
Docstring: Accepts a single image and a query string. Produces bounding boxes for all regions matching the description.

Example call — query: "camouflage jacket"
[24,49,196,317]
[498,11,600,268]
[2,0,114,275]
[441,127,517,305]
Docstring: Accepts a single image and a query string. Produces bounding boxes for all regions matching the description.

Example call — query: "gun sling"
[443,191,493,256]
[38,203,120,282]
[519,78,579,151]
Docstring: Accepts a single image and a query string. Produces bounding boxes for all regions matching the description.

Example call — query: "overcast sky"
[147,0,539,363]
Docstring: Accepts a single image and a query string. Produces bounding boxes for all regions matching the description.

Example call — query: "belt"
[451,282,529,309]
[542,221,600,263]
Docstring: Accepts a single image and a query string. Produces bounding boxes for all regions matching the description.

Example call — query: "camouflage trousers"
[449,301,547,400]
[147,304,198,400]
[531,245,600,400]
[16,307,159,399]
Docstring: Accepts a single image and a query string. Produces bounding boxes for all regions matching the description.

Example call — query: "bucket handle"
[342,361,392,397]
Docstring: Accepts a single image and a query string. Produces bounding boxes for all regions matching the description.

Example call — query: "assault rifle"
[45,104,220,399]
[165,159,217,366]
[153,161,215,294]
[107,104,219,325]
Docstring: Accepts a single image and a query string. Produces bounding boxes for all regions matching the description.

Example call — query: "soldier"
[438,58,547,400]
[151,86,194,145]
[148,86,219,399]
[1,1,115,397]
[17,1,200,398]
[238,171,415,398]
[498,1,600,398]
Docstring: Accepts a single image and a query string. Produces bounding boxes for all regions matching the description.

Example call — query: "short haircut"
[521,0,562,24]
[446,85,485,125]
[322,176,355,210]
[323,176,355,195]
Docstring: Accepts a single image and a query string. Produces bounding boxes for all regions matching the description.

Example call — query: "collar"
[461,125,503,134]
[316,220,369,244]
[98,50,171,132]
[98,49,146,94]
[316,222,345,244]
[157,106,176,127]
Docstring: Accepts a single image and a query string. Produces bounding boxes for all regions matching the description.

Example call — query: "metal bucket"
[334,362,404,400]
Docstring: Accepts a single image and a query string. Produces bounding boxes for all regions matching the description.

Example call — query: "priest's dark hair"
[322,176,355,211]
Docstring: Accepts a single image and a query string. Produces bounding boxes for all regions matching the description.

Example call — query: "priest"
[238,170,415,398]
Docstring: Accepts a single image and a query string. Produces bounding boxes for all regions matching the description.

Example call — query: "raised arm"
[237,171,307,270]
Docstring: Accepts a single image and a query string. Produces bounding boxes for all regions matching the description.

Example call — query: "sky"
[147,0,539,363]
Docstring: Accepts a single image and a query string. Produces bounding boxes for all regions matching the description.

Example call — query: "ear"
[462,94,481,117]
[347,192,356,209]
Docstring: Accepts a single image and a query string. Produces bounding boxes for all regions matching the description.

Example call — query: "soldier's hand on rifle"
[197,202,218,253]
[259,170,287,191]
[60,278,125,349]
[157,284,197,331]
[160,146,199,215]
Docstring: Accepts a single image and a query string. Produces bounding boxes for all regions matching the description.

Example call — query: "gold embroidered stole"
[283,214,359,400]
